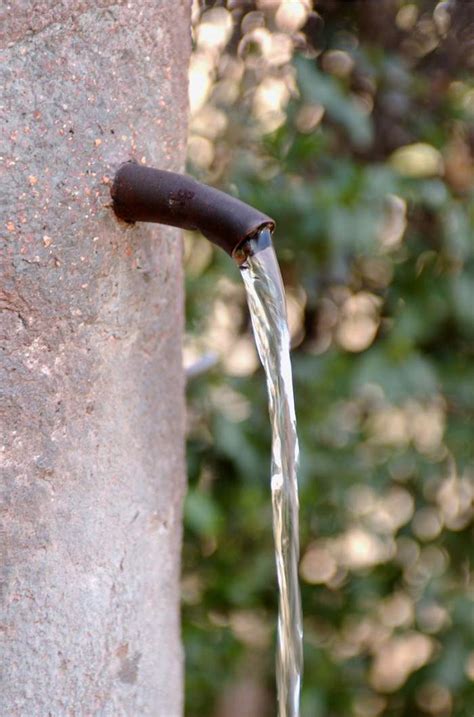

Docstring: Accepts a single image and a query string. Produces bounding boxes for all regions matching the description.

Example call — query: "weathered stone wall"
[0,3,190,714]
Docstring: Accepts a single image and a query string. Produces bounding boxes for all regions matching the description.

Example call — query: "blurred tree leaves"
[297,58,374,148]
[183,2,474,716]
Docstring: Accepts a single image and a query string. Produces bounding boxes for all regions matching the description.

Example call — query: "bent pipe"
[111,162,275,258]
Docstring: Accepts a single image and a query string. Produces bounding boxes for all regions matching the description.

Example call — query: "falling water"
[235,227,303,717]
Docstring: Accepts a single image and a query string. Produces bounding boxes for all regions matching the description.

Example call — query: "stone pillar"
[1,3,190,714]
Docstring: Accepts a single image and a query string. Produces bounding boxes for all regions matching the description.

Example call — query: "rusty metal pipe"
[111,162,275,258]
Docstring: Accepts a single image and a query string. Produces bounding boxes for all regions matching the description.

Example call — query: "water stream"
[236,227,303,717]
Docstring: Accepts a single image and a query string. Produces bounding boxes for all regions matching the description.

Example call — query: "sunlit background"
[182,2,474,716]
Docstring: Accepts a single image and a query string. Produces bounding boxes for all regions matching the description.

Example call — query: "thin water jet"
[239,228,303,717]
[111,164,303,716]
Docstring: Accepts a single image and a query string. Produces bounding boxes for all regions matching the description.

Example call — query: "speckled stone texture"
[0,3,190,715]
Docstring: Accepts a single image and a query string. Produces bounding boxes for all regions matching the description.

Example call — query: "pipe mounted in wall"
[111,162,275,258]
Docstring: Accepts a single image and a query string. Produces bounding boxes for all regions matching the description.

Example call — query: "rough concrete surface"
[0,2,190,714]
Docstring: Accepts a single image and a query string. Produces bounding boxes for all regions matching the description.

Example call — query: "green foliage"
[184,2,474,715]
[297,58,374,148]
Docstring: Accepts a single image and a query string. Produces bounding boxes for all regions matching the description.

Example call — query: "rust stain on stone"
[118,651,141,685]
